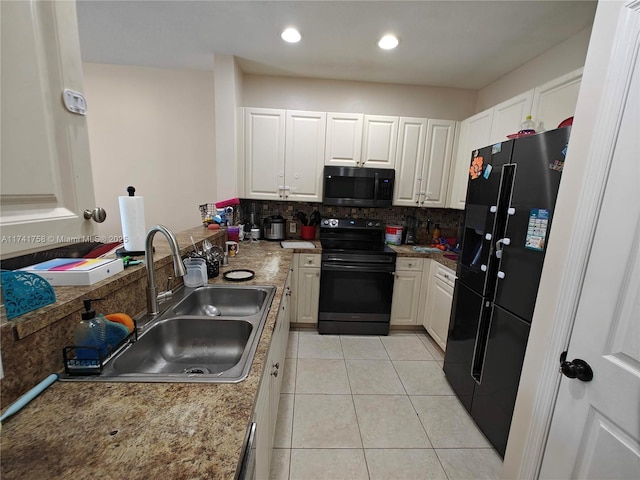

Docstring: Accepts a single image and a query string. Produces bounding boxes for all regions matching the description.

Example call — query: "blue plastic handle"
[0,373,58,423]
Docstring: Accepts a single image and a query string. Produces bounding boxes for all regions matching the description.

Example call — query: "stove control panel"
[321,218,382,229]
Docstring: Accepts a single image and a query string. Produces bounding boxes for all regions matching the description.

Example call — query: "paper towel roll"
[118,195,146,252]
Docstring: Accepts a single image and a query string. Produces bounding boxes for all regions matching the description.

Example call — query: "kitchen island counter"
[0,239,292,480]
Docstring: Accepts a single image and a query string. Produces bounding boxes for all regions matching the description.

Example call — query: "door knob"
[83,207,107,223]
[559,351,593,382]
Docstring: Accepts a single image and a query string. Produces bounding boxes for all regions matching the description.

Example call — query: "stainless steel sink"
[108,318,253,375]
[60,285,276,383]
[171,286,269,317]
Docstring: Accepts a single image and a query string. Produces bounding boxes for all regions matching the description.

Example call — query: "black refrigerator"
[443,127,570,457]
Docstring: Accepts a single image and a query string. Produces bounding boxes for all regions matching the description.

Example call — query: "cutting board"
[280,241,315,249]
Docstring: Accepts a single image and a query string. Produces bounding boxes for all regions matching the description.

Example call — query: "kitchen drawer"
[396,257,424,271]
[299,254,321,268]
[433,263,456,288]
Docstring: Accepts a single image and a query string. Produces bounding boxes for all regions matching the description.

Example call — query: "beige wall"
[82,63,216,240]
[477,27,592,112]
[243,75,478,120]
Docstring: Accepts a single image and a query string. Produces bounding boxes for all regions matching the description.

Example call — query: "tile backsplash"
[237,200,463,244]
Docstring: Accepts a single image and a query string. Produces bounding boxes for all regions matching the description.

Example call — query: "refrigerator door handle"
[495,237,511,258]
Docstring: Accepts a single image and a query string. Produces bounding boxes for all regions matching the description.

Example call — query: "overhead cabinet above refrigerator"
[443,127,571,457]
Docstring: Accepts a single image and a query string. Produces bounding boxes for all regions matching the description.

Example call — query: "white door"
[446,108,493,209]
[489,90,534,145]
[285,110,326,202]
[421,119,456,208]
[244,108,286,200]
[531,67,583,133]
[324,112,363,167]
[539,5,640,477]
[1,0,97,257]
[393,117,427,206]
[296,266,320,324]
[362,115,399,169]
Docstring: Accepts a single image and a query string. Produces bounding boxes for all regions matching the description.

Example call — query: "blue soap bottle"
[74,300,107,359]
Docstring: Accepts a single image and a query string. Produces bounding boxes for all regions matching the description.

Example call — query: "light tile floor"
[270,329,503,480]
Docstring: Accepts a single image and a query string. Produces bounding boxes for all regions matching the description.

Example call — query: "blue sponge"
[103,318,131,352]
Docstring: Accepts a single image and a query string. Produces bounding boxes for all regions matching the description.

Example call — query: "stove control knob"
[330,219,338,227]
[323,220,329,225]
[376,222,381,227]
[367,221,374,227]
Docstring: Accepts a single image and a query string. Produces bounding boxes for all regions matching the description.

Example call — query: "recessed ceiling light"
[281,28,301,43]
[378,34,399,50]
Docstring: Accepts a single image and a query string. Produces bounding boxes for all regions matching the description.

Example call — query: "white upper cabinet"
[324,113,364,167]
[446,109,493,209]
[361,115,399,169]
[1,0,96,258]
[421,119,457,208]
[244,108,325,202]
[285,110,326,202]
[395,118,456,208]
[393,117,428,206]
[489,90,534,145]
[244,108,286,200]
[447,69,583,210]
[531,67,583,132]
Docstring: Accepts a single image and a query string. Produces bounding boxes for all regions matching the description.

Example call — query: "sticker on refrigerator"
[525,209,549,251]
[469,150,483,180]
[483,164,493,179]
[492,143,502,155]
[549,143,568,172]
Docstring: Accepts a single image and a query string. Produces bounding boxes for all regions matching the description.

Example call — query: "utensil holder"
[301,225,316,240]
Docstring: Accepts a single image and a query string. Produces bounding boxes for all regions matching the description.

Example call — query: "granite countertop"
[0,239,292,480]
[278,238,458,271]
[1,237,457,479]
[390,245,458,271]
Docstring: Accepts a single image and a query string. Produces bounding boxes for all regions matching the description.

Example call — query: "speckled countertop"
[0,239,293,480]
[0,238,457,480]
[390,245,458,271]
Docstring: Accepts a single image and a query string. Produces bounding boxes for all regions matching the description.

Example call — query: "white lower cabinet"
[290,253,321,324]
[420,262,455,351]
[390,258,424,325]
[254,272,291,479]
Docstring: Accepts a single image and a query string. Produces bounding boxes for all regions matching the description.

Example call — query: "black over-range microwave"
[322,166,395,208]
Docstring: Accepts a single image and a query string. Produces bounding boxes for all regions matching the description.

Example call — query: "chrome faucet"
[145,225,187,315]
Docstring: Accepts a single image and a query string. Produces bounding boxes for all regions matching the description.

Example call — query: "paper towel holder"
[84,207,107,223]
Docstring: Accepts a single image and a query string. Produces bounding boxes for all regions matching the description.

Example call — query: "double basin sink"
[62,285,276,383]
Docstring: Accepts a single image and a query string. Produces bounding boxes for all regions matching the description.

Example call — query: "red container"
[301,225,316,240]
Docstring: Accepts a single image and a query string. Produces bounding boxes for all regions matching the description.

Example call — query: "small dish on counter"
[223,269,255,282]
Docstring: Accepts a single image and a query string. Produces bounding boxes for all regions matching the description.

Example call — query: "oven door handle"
[322,264,395,274]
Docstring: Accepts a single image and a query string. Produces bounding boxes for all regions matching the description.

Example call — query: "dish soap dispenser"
[74,300,107,359]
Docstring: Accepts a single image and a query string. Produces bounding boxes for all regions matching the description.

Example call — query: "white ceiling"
[76,0,597,90]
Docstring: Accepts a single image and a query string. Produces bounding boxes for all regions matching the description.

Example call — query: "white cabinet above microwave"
[325,113,398,169]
